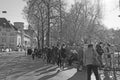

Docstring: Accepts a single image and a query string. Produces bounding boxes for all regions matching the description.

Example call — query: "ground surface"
[0,51,114,80]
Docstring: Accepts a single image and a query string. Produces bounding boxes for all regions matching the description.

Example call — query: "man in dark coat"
[54,45,59,65]
[27,48,32,55]
[96,42,104,56]
[60,44,67,69]
[96,42,104,67]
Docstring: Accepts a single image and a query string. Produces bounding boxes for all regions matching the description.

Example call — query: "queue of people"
[26,41,116,80]
[83,42,117,80]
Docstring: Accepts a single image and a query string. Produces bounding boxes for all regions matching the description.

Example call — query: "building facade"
[0,18,17,51]
[0,18,36,51]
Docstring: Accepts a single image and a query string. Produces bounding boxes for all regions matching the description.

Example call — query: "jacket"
[83,47,98,66]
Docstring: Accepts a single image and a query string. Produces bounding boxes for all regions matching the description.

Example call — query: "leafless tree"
[60,0,103,45]
[23,0,47,49]
[23,0,66,48]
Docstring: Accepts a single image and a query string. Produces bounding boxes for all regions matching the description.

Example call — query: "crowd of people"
[27,41,117,80]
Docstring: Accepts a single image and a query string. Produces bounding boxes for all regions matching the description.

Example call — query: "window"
[10,33,15,36]
[1,38,6,42]
[2,32,7,36]
[3,23,6,27]
[6,28,10,32]
[10,38,14,43]
[0,44,5,48]
[9,44,14,48]
[24,41,27,45]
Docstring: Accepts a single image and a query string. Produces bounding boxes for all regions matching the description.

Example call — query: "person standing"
[77,45,84,71]
[31,49,35,60]
[47,47,51,64]
[60,44,67,69]
[57,46,62,68]
[83,44,100,80]
[96,42,104,67]
[54,45,59,65]
[27,48,32,55]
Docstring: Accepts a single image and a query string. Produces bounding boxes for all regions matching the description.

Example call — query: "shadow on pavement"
[68,70,87,80]
[62,66,75,71]
[38,70,60,80]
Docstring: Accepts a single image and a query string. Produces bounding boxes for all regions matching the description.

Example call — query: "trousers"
[87,65,100,80]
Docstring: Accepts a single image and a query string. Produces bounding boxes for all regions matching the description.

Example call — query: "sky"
[0,0,120,29]
[102,0,120,29]
[0,0,27,24]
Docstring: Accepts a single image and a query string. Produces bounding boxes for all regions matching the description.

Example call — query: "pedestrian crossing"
[8,64,97,80]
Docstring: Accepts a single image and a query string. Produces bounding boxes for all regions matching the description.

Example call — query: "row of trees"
[23,0,120,49]
[23,0,65,49]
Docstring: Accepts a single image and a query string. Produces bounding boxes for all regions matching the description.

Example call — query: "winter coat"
[96,44,104,56]
[61,47,66,58]
[83,47,98,66]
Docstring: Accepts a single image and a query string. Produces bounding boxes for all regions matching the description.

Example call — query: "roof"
[24,30,29,35]
[10,24,18,31]
[24,33,31,38]
[24,29,34,37]
[0,18,18,31]
[0,18,11,28]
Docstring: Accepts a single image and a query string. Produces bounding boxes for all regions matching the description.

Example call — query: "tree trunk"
[46,0,50,47]
[37,36,40,50]
[37,25,40,50]
[59,0,62,44]
[41,22,44,52]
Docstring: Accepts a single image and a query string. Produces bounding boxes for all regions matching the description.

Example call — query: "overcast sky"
[0,0,120,29]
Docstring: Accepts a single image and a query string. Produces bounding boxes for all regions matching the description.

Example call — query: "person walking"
[83,44,100,80]
[31,49,35,60]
